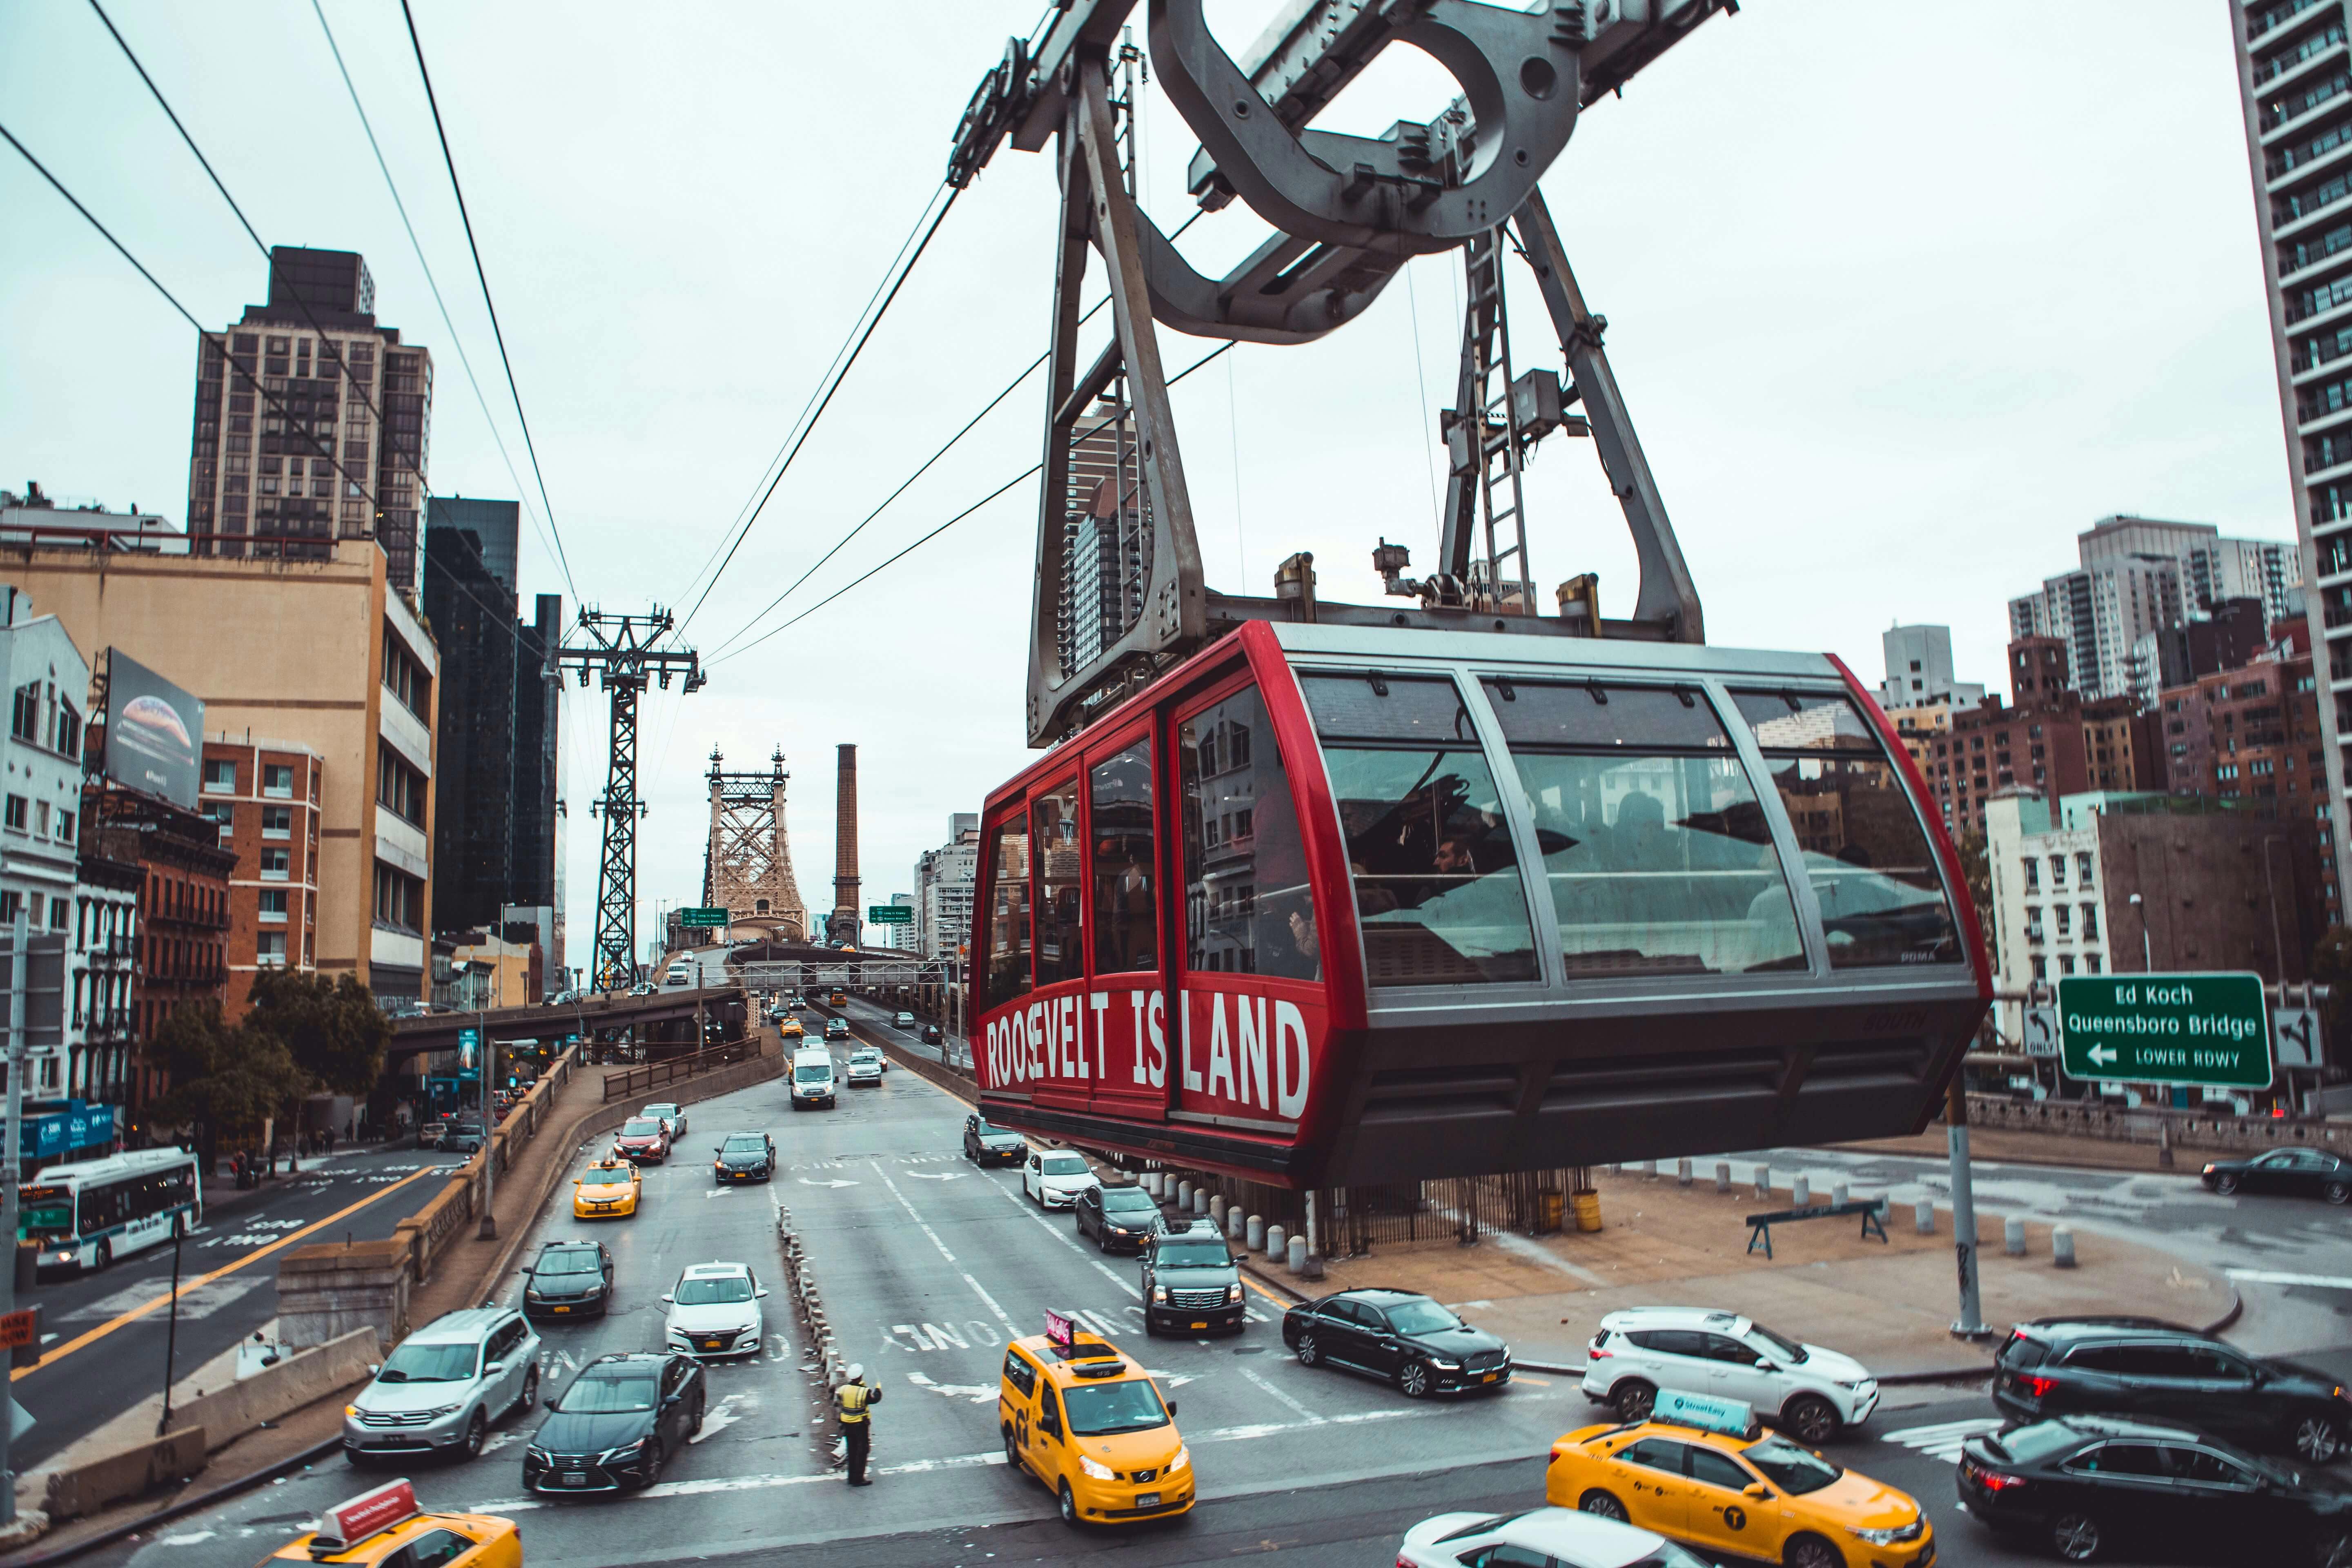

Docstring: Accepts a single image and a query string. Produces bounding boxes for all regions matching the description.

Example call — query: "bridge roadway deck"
[387,986,746,1060]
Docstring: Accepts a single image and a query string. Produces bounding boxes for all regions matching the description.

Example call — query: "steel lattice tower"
[558,607,704,989]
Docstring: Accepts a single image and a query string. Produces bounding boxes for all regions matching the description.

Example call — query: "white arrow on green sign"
[2055,973,2272,1090]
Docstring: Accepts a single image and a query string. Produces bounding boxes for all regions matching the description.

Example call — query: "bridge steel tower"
[704,746,809,941]
[558,607,705,990]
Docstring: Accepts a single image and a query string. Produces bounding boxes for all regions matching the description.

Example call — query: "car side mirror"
[1167,1401,1178,1416]
[660,1293,675,1304]
[756,1287,771,1297]
[1754,1357,1773,1370]
[484,1361,505,1376]
[366,1363,381,1376]
[545,1396,560,1410]
[1744,1483,1773,1501]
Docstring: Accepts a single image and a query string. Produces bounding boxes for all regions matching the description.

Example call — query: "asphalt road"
[13,1144,456,1468]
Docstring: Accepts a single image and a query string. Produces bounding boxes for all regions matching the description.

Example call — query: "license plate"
[552,1305,571,1314]
[561,1472,587,1486]
[1190,1321,1207,1330]
[1135,1492,1160,1508]
[703,1339,724,1350]
[1483,1372,1499,1382]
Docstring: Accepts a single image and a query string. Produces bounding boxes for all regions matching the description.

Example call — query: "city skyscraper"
[426,496,519,593]
[185,247,433,596]
[2230,3,2352,913]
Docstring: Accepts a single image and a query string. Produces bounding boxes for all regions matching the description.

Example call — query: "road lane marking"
[14,1162,442,1381]
[906,1370,998,1403]
[873,1167,1016,1332]
[1239,1274,1293,1310]
[1879,1417,2002,1464]
[2225,1268,2352,1289]
[978,1172,1141,1300]
[1240,1365,1322,1423]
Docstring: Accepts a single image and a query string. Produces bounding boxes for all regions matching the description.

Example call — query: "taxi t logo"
[1722,1506,1747,1532]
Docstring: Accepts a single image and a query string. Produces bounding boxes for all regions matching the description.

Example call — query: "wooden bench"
[1744,1199,1887,1259]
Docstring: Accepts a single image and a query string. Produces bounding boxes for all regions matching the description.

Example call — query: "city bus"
[20,1147,204,1272]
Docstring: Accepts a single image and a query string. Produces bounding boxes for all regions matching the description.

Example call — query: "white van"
[665,960,695,988]
[790,1047,837,1110]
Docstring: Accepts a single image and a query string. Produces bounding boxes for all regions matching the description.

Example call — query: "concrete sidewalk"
[1243,1167,2233,1379]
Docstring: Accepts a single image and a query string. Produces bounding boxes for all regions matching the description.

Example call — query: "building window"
[2048,854,2067,889]
[372,863,421,931]
[258,890,288,924]
[50,698,78,760]
[376,751,426,826]
[2086,953,2102,974]
[55,812,73,845]
[2056,905,2071,936]
[32,802,47,839]
[2076,852,2094,888]
[2030,956,2047,981]
[203,759,236,794]
[2082,903,2099,940]
[262,764,294,798]
[257,931,287,967]
[9,682,38,744]
[2059,955,2076,976]
[260,849,290,881]
[3,796,25,833]
[49,895,68,931]
[262,806,292,840]
[207,803,233,840]
[2022,858,2040,891]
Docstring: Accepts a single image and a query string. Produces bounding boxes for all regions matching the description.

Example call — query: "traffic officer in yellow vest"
[836,1364,881,1485]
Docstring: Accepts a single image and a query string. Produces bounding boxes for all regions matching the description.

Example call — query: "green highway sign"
[2056,973,2272,1090]
[677,908,731,927]
[868,905,913,924]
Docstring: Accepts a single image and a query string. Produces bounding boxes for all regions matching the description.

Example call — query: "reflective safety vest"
[835,1382,871,1424]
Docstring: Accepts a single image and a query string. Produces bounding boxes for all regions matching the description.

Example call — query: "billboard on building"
[104,649,203,809]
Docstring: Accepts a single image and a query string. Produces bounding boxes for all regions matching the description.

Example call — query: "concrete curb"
[0,1437,341,1568]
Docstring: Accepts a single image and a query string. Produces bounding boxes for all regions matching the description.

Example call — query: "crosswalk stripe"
[1879,1417,2002,1465]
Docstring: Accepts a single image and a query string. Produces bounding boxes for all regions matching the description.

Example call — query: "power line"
[397,0,580,606]
[674,183,963,638]
[309,0,566,589]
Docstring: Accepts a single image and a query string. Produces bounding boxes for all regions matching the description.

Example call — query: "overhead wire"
[397,0,581,607]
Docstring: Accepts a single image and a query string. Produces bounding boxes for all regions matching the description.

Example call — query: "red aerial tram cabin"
[972,620,1990,1188]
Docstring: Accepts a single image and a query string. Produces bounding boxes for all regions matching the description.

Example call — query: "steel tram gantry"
[559,606,706,991]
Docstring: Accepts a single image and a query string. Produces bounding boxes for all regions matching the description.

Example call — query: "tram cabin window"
[1033,780,1084,987]
[1178,684,1319,981]
[983,814,1032,1009]
[1091,740,1157,974]
[1298,673,1537,986]
[1481,679,1806,976]
[1728,690,1962,968]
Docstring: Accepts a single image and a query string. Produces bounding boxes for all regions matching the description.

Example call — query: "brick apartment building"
[81,784,233,1106]
[1925,638,2159,834]
[201,736,324,1016]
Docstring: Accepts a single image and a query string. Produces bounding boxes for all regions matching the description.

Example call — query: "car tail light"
[1973,1467,2027,1492]
[1588,1345,1611,1359]
[2016,1374,2057,1399]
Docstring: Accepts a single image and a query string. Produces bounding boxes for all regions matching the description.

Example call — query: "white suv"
[1581,1306,1877,1442]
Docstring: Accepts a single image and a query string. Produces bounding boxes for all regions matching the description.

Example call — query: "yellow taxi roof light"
[1651,1387,1759,1440]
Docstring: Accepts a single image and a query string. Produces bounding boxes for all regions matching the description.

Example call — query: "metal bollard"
[1832,1181,1849,1210]
[1225,1205,1245,1242]
[1287,1234,1308,1272]
[1914,1198,1936,1235]
[1753,1165,1770,1198]
[1634,1160,1654,1179]
[1195,1188,1213,1218]
[2052,1225,2077,1269]
[1792,1175,1810,1208]
[1266,1223,1287,1260]
[1715,1161,1731,1194]
[2005,1215,2027,1257]
[1677,1158,1693,1187]
[1246,1214,1265,1251]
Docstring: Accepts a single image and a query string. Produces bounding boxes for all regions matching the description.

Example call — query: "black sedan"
[712,1131,776,1183]
[524,1352,706,1494]
[1281,1288,1511,1398]
[2201,1147,2352,1204]
[962,1112,1026,1166]
[1075,1182,1167,1253]
[523,1241,615,1320]
[1958,1414,2352,1564]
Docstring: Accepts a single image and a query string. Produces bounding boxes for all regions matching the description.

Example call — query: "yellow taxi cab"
[1546,1389,1932,1568]
[779,1018,804,1039]
[571,1159,641,1219]
[266,1479,519,1568]
[998,1313,1192,1527]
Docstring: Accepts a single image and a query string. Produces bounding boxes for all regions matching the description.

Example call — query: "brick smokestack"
[830,743,859,943]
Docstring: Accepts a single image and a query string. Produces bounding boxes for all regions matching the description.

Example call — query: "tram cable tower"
[949,0,1730,746]
[559,607,706,991]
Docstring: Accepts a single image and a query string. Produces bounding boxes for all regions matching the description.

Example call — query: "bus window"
[1299,673,1537,986]
[1482,680,1806,976]
[1033,780,1083,987]
[1729,690,1961,969]
[1178,684,1319,981]
[1090,739,1157,975]
[983,813,1033,1009]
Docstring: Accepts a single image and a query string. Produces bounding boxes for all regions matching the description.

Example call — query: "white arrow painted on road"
[705,1187,735,1200]
[799,1178,859,1189]
[906,1370,997,1403]
[1142,1368,1199,1389]
[692,1392,751,1443]
[905,1172,962,1182]
[2086,1044,2119,1066]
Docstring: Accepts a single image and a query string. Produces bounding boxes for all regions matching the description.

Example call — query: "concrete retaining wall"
[38,1428,207,1523]
[168,1327,381,1451]
[1968,1091,2352,1155]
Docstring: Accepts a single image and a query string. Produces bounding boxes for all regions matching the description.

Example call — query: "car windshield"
[795,1065,831,1082]
[646,1105,677,1117]
[1987,1421,2093,1465]
[1156,1243,1230,1268]
[537,1249,599,1276]
[979,1121,1019,1140]
[675,1276,754,1305]
[1385,1299,1463,1334]
[621,1119,664,1137]
[1742,1434,1842,1495]
[1061,1378,1169,1435]
[1041,1154,1089,1176]
[1102,1188,1158,1212]
[1746,1322,1808,1363]
[377,1341,479,1383]
[722,1137,766,1154]
[584,1165,630,1183]
[557,1374,657,1414]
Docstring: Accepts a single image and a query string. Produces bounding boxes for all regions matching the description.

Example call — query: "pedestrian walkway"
[1257,1167,2232,1378]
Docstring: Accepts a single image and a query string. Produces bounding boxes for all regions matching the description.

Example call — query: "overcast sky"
[0,1,2294,961]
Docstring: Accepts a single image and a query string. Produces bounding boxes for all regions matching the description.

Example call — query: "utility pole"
[559,608,704,996]
[1,909,27,1524]
[1947,1076,1987,1339]
[478,1013,497,1241]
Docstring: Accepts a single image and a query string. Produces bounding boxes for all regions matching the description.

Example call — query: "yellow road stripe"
[1515,1374,1552,1387]
[14,1163,443,1381]
[1240,1274,1294,1308]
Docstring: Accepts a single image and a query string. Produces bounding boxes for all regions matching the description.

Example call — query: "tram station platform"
[1251,1165,2232,1383]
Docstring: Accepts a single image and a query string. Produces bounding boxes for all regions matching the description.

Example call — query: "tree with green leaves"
[141,1002,304,1167]
[243,971,389,1095]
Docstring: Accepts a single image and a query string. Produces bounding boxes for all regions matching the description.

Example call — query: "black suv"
[522,1241,614,1320]
[524,1352,706,1494]
[1959,1414,2352,1564]
[1995,1316,2352,1463]
[1075,1182,1166,1254]
[1282,1287,1511,1398]
[1143,1222,1245,1335]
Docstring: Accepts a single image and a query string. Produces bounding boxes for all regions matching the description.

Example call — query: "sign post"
[2056,974,2273,1091]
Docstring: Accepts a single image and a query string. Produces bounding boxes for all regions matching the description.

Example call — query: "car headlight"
[1078,1454,1116,1480]
[1835,1379,1864,1390]
[1226,1283,1243,1304]
[1152,1285,1168,1303]
[1847,1524,1916,1546]
[1167,1446,1189,1474]
[600,1440,647,1463]
[1109,1226,1129,1236]
[526,1446,551,1463]
[1426,1358,1461,1371]
[421,1403,461,1419]
[345,1404,361,1417]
